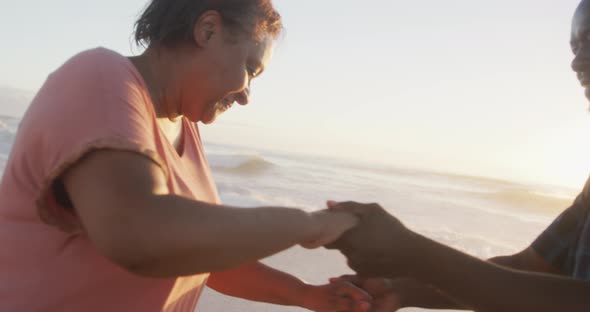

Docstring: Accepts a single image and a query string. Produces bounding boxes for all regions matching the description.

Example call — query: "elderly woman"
[0,0,370,311]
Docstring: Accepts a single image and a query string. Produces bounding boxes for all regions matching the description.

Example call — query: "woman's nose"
[235,88,250,106]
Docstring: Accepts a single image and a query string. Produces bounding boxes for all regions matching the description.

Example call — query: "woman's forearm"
[64,150,339,278]
[111,194,318,278]
[207,262,308,307]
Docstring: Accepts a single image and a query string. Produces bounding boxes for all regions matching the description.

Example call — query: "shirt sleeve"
[17,49,167,233]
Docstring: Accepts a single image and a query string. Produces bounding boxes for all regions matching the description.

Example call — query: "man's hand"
[300,279,372,312]
[324,201,418,278]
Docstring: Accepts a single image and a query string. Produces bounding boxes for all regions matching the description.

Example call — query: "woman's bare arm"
[64,150,356,278]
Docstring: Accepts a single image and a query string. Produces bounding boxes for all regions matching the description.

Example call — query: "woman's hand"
[300,279,372,312]
[330,276,404,312]
[300,210,359,249]
[330,275,462,311]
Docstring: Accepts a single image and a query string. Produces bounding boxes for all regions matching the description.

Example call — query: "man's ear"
[193,10,223,47]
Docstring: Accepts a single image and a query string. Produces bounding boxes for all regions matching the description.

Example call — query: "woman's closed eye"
[246,66,257,78]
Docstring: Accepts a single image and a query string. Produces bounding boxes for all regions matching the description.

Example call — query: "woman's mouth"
[219,100,234,111]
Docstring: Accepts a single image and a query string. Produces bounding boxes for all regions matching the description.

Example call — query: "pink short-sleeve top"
[0,48,221,311]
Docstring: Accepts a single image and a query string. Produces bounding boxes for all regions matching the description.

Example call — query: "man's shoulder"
[580,176,590,203]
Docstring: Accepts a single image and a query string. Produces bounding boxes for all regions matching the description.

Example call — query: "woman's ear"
[193,10,223,47]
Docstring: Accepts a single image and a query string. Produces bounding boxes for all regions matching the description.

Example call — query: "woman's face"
[179,14,274,123]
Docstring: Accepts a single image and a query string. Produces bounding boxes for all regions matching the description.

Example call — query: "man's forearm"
[207,262,308,307]
[410,233,590,311]
[400,279,466,309]
[399,251,538,310]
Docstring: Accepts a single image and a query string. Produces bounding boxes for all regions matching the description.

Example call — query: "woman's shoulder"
[52,47,143,87]
[24,47,152,129]
[67,47,127,65]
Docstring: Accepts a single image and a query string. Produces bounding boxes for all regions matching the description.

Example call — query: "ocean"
[0,115,578,311]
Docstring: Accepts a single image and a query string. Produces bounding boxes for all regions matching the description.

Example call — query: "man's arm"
[327,202,589,312]
[488,247,561,274]
[411,235,590,312]
[390,247,562,310]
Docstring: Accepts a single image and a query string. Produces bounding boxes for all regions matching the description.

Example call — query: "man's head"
[571,0,590,103]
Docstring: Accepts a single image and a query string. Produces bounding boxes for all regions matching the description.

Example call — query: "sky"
[1,0,590,188]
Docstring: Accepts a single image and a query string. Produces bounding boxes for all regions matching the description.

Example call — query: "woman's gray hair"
[134,0,282,48]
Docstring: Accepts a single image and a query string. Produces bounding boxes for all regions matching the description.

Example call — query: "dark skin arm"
[413,234,589,312]
[62,150,358,278]
[488,247,559,273]
[327,202,590,312]
[63,151,372,311]
[333,247,555,310]
[392,247,563,310]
